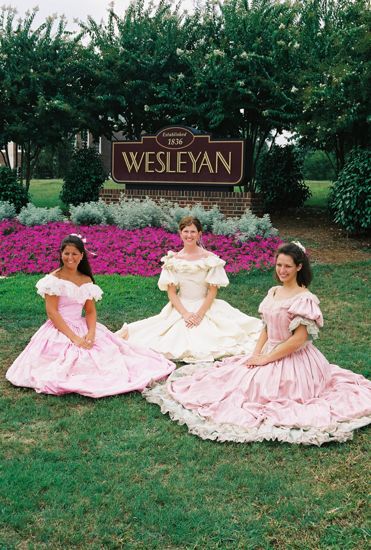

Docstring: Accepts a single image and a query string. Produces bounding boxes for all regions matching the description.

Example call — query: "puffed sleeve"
[157,252,179,291]
[287,292,323,339]
[204,255,229,287]
[36,274,64,298]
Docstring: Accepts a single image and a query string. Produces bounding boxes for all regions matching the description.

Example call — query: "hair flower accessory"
[70,233,87,244]
[291,240,306,253]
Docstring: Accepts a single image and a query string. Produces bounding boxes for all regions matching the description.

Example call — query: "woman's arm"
[252,327,268,355]
[245,325,308,367]
[167,285,193,326]
[45,295,91,349]
[83,299,97,348]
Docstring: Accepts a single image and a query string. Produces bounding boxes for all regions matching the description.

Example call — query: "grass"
[305,180,332,209]
[29,179,123,208]
[28,179,332,210]
[0,264,370,549]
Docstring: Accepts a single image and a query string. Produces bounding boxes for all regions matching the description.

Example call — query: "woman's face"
[61,244,83,270]
[180,223,202,246]
[275,253,301,284]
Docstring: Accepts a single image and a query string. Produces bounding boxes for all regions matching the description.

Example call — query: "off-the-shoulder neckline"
[271,287,311,302]
[48,273,94,289]
[170,252,218,262]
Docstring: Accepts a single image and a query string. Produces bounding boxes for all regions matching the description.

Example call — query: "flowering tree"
[174,0,302,190]
[83,0,187,140]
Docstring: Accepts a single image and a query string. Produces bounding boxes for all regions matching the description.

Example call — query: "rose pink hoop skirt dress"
[6,275,175,398]
[143,288,371,445]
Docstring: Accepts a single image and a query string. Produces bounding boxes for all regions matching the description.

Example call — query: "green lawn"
[28,179,332,210]
[1,264,370,549]
[305,180,332,209]
[29,179,123,208]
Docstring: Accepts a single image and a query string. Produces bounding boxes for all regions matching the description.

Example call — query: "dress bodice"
[158,252,229,302]
[36,275,103,321]
[259,287,323,344]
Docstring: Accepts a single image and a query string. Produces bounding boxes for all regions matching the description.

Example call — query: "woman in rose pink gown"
[6,234,175,398]
[143,242,371,445]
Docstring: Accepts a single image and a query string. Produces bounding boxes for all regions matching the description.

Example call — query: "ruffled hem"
[36,274,103,303]
[289,317,319,339]
[143,365,371,446]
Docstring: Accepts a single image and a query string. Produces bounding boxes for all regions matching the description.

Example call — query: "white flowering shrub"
[0,201,16,220]
[70,200,114,226]
[17,204,65,226]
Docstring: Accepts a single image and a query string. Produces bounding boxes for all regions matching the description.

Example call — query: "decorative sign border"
[112,126,244,185]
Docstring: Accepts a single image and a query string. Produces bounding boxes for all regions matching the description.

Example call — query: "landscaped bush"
[110,197,167,229]
[17,204,65,226]
[328,148,371,235]
[256,145,311,212]
[69,198,278,239]
[60,147,108,206]
[0,201,16,221]
[69,200,114,226]
[0,167,29,212]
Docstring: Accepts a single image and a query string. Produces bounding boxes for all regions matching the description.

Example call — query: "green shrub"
[0,167,29,212]
[17,204,65,226]
[256,145,311,212]
[60,147,108,206]
[328,148,371,235]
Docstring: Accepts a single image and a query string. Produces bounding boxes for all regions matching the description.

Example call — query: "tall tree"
[174,0,302,189]
[83,0,187,140]
[295,0,371,172]
[0,6,99,189]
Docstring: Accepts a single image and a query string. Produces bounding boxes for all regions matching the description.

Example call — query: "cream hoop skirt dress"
[116,252,263,363]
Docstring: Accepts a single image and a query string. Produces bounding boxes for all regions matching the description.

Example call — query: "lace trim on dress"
[161,251,226,273]
[142,365,371,446]
[288,317,319,340]
[36,274,103,304]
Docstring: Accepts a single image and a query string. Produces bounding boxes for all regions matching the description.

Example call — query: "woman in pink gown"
[143,242,371,445]
[6,234,175,398]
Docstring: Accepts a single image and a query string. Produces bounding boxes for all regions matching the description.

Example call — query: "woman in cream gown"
[116,217,262,362]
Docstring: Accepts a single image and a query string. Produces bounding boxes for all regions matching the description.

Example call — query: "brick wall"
[100,188,263,217]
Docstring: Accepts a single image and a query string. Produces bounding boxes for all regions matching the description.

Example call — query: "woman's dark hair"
[59,235,95,283]
[275,242,312,287]
[178,216,203,233]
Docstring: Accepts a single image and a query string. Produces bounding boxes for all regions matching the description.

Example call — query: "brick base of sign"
[99,188,263,217]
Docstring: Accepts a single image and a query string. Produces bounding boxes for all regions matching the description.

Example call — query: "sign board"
[111,126,244,186]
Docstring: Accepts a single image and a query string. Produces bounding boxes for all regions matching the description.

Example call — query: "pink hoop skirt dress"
[6,275,175,398]
[116,252,262,362]
[143,288,371,445]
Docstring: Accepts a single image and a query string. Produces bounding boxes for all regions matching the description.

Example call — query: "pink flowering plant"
[0,220,281,276]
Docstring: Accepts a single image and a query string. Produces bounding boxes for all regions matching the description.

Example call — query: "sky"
[6,1,196,30]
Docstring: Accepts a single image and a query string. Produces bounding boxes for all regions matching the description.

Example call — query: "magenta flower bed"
[0,220,281,276]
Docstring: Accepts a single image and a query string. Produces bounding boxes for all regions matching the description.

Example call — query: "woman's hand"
[244,354,271,368]
[83,331,95,349]
[70,335,92,349]
[183,312,203,328]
